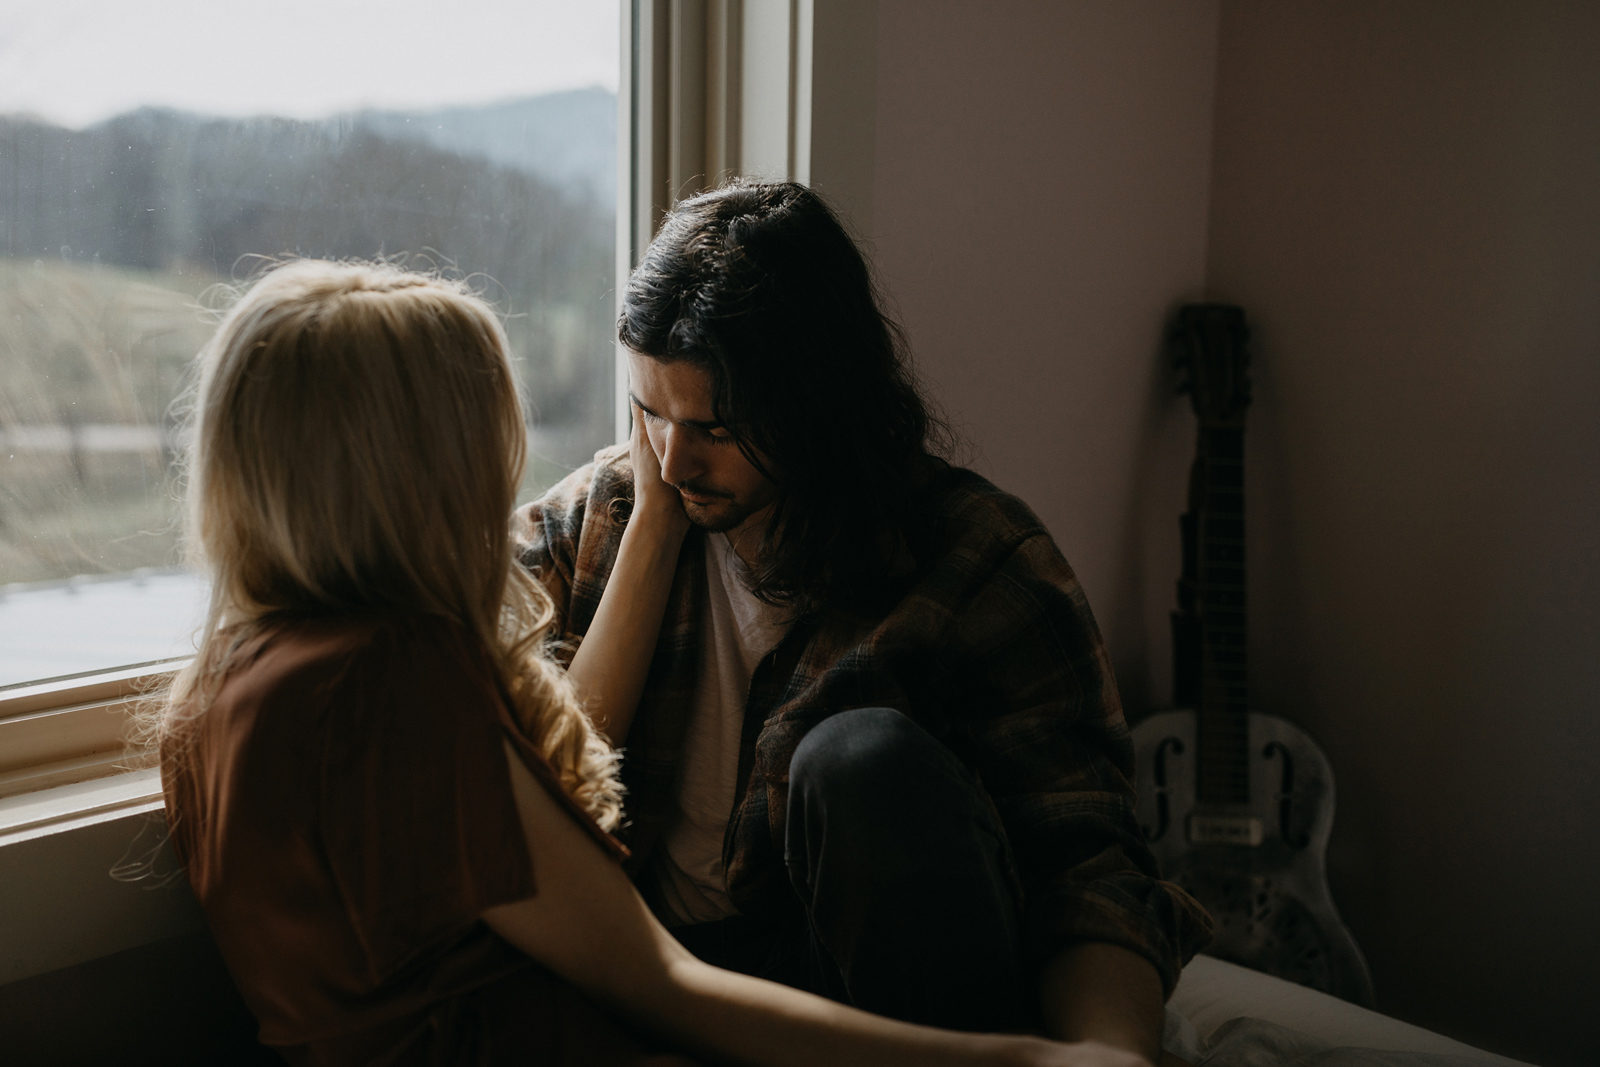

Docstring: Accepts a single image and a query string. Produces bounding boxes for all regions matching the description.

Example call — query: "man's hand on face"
[630,399,691,536]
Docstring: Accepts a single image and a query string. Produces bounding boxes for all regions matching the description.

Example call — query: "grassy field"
[0,259,216,584]
[1,258,604,586]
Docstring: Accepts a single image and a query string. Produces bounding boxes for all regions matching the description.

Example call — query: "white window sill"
[0,767,199,986]
[0,766,164,848]
[0,662,199,987]
[0,660,181,801]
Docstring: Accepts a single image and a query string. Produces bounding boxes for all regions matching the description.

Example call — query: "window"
[0,1,622,690]
[1,0,873,812]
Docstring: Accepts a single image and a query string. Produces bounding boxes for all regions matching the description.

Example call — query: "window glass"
[0,1,619,687]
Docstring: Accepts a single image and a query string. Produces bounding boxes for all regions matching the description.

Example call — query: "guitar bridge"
[1188,813,1264,846]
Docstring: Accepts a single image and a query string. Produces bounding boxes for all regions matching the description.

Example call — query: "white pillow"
[1166,955,1534,1066]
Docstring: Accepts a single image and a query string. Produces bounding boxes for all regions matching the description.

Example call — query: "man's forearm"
[1039,941,1167,1065]
[565,507,685,743]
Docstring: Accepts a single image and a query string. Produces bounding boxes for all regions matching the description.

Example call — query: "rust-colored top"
[161,614,667,1066]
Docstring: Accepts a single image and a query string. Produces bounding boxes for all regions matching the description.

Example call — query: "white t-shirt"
[650,532,792,927]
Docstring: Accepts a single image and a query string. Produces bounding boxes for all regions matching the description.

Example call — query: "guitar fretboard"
[1170,303,1253,807]
[1195,425,1249,805]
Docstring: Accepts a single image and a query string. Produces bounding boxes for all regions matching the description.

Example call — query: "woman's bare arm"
[1040,943,1172,1064]
[483,746,1147,1067]
[564,403,688,744]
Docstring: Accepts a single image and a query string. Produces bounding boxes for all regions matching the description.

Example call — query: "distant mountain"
[333,87,617,203]
[0,100,618,445]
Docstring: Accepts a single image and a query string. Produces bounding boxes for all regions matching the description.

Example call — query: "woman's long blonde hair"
[157,259,622,829]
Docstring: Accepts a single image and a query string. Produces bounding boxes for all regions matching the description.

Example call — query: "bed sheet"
[1163,955,1535,1067]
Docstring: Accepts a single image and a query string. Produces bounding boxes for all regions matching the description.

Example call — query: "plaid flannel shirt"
[513,445,1211,992]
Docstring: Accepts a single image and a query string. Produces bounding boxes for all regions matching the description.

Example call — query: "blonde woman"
[156,260,1141,1067]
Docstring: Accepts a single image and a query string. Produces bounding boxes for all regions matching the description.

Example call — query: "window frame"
[2,0,873,820]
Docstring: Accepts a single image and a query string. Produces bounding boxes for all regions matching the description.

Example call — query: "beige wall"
[872,0,1220,713]
[1205,3,1600,1063]
[870,2,1598,1065]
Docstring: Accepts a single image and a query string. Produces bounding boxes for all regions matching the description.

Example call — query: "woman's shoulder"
[215,612,499,731]
[211,615,514,815]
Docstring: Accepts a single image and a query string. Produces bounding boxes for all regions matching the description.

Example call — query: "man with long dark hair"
[517,181,1210,1064]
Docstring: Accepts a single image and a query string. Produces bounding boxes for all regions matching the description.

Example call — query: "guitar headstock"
[1173,304,1252,424]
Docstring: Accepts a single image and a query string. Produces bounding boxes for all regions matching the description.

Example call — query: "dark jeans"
[670,707,1033,1032]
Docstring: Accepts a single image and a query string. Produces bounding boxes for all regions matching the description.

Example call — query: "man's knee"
[788,706,962,823]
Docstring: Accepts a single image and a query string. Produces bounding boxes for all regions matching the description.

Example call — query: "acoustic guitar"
[1131,304,1376,1006]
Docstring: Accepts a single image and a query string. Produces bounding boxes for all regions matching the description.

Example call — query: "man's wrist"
[624,497,690,545]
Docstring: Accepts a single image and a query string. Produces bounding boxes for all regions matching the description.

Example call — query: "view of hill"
[0,258,212,583]
[0,96,615,439]
[0,92,617,583]
[336,87,617,202]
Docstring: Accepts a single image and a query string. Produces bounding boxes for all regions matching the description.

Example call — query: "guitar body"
[1133,709,1375,1006]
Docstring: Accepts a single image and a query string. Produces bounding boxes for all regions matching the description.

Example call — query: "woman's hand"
[630,400,689,535]
[1009,1038,1153,1067]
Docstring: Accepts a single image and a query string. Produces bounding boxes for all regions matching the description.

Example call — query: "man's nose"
[656,425,701,486]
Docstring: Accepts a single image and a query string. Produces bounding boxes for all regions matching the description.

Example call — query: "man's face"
[628,353,779,535]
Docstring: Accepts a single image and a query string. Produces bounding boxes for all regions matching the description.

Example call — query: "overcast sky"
[0,0,619,127]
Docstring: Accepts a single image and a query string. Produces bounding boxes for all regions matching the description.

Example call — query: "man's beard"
[681,493,764,533]
[677,480,767,533]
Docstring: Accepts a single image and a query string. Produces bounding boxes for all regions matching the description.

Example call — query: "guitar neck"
[1186,422,1250,806]
[1168,302,1253,807]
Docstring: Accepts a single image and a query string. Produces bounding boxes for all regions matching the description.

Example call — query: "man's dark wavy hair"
[619,180,951,615]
